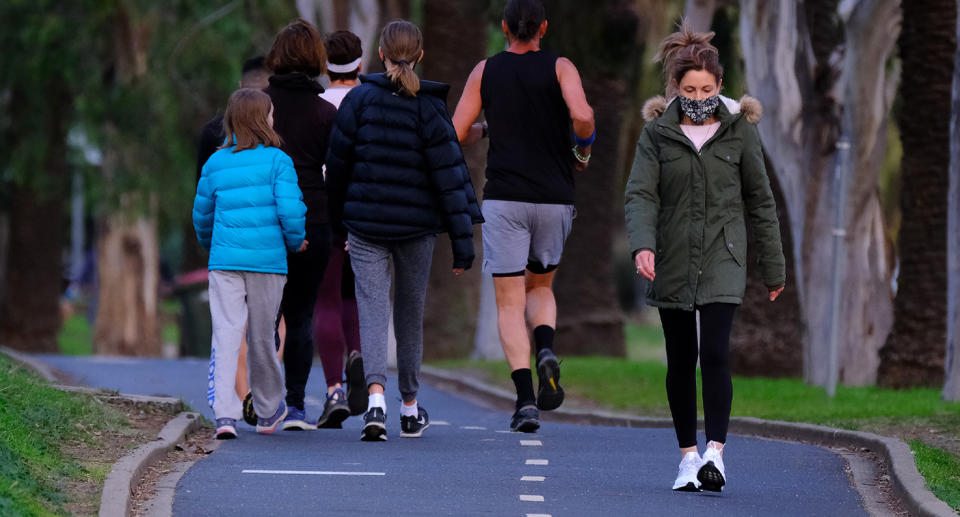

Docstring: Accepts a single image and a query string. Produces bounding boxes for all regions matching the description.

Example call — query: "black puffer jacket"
[326,73,483,269]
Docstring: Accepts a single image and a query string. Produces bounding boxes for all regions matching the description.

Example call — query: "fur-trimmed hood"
[642,94,762,124]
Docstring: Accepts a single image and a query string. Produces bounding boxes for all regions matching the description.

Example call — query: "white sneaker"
[698,446,726,492]
[672,451,702,491]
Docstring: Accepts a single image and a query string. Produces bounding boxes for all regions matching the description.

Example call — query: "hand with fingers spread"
[635,249,656,281]
[297,240,309,253]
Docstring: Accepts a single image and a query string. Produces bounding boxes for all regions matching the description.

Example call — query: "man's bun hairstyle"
[655,20,723,98]
[504,0,546,42]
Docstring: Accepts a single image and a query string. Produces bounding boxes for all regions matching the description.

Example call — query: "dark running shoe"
[242,392,257,426]
[400,406,430,438]
[317,388,350,429]
[361,407,387,441]
[510,405,540,433]
[345,351,367,416]
[281,406,317,431]
[535,349,564,411]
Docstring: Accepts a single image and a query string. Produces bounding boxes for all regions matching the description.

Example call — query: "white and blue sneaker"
[698,446,726,492]
[257,401,288,434]
[673,451,702,492]
[400,406,430,438]
[215,418,237,440]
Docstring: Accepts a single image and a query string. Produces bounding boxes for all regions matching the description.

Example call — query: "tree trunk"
[419,0,489,359]
[878,0,956,388]
[944,0,960,401]
[730,158,804,376]
[0,85,71,353]
[93,196,161,356]
[740,0,899,386]
[544,0,633,356]
[684,0,717,32]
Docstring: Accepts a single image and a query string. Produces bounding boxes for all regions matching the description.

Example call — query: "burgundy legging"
[312,238,361,388]
[658,303,737,449]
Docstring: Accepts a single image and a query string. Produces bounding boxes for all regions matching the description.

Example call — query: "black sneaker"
[535,349,564,411]
[242,392,258,426]
[510,405,540,433]
[317,388,350,429]
[361,407,387,441]
[400,406,430,438]
[345,351,367,416]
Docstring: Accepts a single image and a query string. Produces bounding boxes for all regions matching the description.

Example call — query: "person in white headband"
[320,30,363,109]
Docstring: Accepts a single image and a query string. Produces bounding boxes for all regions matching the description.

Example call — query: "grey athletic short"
[481,199,576,276]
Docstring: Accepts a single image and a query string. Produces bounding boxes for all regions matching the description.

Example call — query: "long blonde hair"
[380,20,423,97]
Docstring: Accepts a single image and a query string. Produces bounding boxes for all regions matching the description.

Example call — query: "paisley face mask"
[678,95,720,124]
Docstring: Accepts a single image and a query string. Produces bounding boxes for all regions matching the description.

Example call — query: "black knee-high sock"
[511,369,536,409]
[533,325,554,355]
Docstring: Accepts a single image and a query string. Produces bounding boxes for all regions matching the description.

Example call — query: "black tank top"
[481,50,575,204]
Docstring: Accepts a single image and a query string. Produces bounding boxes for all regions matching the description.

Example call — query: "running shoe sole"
[346,354,367,416]
[697,461,725,492]
[536,355,564,411]
[242,393,257,426]
[361,422,387,441]
[673,482,700,492]
[282,419,318,431]
[317,406,350,429]
[400,422,430,438]
[510,416,540,433]
[215,426,237,440]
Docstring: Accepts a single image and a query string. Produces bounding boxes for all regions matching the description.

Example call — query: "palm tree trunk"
[0,85,71,353]
[877,0,957,388]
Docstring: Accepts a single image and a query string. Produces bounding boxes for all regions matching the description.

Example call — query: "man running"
[453,0,595,433]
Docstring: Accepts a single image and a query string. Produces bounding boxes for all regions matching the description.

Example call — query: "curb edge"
[98,411,203,517]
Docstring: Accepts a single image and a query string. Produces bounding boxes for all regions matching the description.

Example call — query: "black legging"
[659,303,737,449]
[278,224,331,410]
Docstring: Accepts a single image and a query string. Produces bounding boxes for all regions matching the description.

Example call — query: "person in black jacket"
[326,20,483,442]
[262,19,338,430]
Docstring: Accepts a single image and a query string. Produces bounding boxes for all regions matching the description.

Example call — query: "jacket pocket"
[713,145,741,167]
[659,146,683,164]
[723,222,745,267]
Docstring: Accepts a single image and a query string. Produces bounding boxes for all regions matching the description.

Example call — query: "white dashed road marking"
[526,514,552,517]
[519,495,545,502]
[431,420,450,426]
[521,476,545,482]
[242,470,385,476]
[520,440,542,446]
[525,459,549,465]
[461,426,487,430]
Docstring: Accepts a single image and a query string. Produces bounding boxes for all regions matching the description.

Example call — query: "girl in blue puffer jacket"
[193,88,307,439]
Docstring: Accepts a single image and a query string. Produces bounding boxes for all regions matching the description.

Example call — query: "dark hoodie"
[263,72,338,227]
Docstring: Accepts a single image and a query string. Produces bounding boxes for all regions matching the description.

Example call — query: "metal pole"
[826,139,851,397]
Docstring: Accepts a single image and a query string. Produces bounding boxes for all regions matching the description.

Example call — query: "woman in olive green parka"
[624,25,785,494]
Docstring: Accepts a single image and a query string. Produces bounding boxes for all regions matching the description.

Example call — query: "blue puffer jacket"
[193,144,307,274]
[325,73,484,269]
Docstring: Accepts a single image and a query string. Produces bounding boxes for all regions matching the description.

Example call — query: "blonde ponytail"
[380,20,423,96]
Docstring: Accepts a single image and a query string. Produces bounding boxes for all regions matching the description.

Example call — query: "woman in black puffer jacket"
[325,20,483,442]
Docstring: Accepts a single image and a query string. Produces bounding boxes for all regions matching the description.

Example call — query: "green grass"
[910,440,960,511]
[57,315,92,356]
[0,353,129,515]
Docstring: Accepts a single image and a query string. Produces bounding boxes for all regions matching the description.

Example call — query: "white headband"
[327,57,362,74]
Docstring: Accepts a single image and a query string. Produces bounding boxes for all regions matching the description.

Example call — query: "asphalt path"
[38,355,868,516]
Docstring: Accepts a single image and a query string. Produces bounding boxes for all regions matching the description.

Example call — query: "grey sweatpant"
[348,233,435,402]
[208,270,286,420]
